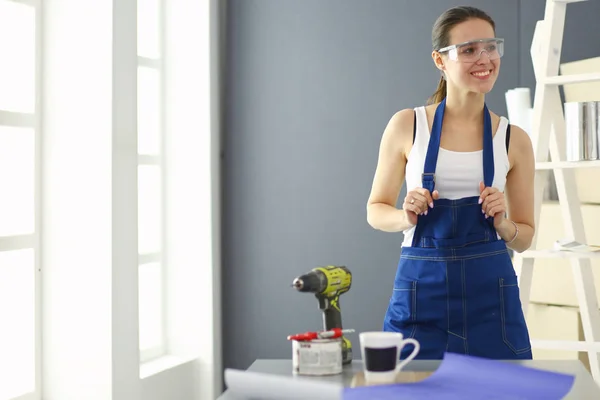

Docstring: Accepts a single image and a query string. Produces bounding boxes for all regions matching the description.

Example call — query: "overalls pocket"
[499,275,532,355]
[388,279,417,337]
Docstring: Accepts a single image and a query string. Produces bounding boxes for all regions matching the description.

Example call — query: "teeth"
[472,70,490,77]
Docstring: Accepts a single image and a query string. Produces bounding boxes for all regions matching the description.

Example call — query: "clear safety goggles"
[437,38,504,63]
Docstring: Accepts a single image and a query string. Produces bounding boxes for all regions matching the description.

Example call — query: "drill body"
[292,265,353,365]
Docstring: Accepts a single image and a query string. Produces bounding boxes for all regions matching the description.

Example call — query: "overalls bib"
[382,98,532,360]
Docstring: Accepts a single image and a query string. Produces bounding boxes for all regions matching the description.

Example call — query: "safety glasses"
[437,38,504,63]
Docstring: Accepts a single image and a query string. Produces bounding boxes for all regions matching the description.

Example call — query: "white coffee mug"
[359,331,420,384]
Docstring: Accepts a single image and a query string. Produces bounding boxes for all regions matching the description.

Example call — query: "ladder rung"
[138,154,161,165]
[536,160,600,170]
[544,72,600,86]
[0,234,35,252]
[532,339,600,352]
[0,110,35,127]
[521,250,600,259]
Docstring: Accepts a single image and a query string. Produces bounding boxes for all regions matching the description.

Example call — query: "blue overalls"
[382,98,532,360]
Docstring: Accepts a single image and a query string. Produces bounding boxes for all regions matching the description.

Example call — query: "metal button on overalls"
[382,98,533,360]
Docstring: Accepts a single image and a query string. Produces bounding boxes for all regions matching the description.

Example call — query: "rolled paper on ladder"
[505,87,532,118]
[505,88,532,135]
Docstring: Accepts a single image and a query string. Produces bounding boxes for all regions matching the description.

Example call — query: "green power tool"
[291,265,353,365]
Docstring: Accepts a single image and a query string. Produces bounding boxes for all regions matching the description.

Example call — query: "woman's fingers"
[404,203,422,216]
[483,198,504,216]
[479,185,498,204]
[405,191,429,214]
[413,188,434,207]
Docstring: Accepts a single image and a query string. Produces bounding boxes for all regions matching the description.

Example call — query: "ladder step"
[532,339,600,352]
[544,72,600,85]
[553,0,588,3]
[536,160,600,170]
[138,154,161,165]
[0,234,35,252]
[521,250,600,259]
[0,110,35,127]
[138,56,161,69]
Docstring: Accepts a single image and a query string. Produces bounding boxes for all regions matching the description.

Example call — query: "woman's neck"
[444,86,486,121]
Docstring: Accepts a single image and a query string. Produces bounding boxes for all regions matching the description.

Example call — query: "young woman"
[366,6,535,360]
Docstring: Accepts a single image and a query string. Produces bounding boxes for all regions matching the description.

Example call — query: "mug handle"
[396,338,420,372]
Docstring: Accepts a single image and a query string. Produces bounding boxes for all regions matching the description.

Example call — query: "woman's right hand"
[402,188,439,226]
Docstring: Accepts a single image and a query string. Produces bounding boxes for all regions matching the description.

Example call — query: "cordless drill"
[291,265,353,365]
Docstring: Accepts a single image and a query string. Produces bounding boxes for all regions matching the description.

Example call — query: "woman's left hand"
[479,181,506,228]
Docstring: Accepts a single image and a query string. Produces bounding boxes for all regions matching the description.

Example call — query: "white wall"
[40,0,222,399]
[141,360,201,399]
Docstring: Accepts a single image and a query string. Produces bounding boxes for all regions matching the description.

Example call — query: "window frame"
[137,0,168,365]
[0,0,42,399]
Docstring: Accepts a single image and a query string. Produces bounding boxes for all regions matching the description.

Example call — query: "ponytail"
[427,75,447,105]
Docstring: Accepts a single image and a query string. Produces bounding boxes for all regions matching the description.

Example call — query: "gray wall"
[221,0,600,372]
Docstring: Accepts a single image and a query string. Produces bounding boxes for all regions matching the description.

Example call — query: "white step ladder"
[513,0,600,384]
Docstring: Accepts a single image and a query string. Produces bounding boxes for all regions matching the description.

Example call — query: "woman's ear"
[431,51,445,73]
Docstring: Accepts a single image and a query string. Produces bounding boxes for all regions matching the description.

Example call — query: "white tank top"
[402,106,511,247]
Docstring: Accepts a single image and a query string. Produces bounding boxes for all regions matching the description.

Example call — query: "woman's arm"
[366,109,414,232]
[498,125,536,253]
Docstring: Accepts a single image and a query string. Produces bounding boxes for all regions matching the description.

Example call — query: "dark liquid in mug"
[364,346,397,372]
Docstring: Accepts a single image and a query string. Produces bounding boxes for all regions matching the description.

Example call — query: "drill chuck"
[291,278,304,290]
[291,272,325,293]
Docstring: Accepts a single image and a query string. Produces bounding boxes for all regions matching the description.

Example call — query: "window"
[137,0,166,363]
[0,0,41,399]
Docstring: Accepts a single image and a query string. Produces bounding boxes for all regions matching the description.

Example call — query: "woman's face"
[434,18,501,95]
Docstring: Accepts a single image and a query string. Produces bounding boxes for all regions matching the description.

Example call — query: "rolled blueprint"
[505,87,533,136]
[224,368,342,400]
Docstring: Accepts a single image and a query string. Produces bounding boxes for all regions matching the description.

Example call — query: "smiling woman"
[428,10,501,105]
[366,5,536,362]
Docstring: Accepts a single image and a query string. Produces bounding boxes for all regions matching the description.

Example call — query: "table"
[217,359,600,399]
